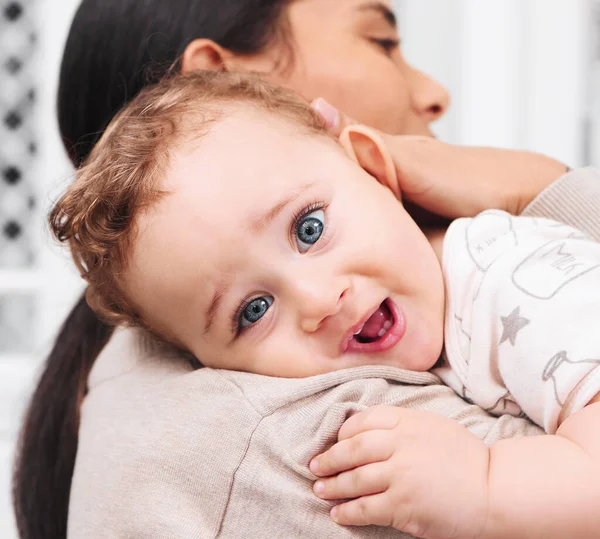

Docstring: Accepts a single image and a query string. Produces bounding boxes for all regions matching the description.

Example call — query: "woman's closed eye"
[370,37,400,56]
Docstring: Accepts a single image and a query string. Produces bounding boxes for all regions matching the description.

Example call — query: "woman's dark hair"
[13,1,292,537]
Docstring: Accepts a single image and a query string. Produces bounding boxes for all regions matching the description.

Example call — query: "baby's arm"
[483,395,600,538]
[311,400,600,539]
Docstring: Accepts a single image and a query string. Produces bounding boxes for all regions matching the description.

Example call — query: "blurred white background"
[0,0,599,536]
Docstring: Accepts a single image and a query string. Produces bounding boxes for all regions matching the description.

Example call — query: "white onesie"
[434,210,600,433]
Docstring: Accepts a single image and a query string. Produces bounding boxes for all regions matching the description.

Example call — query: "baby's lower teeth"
[376,319,393,338]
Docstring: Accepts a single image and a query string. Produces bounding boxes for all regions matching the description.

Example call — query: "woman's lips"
[340,298,406,355]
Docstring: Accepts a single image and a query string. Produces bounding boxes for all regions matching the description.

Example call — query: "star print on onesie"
[499,306,530,346]
[433,210,600,433]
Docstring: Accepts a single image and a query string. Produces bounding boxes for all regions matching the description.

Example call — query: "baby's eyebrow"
[250,183,315,233]
[204,279,231,334]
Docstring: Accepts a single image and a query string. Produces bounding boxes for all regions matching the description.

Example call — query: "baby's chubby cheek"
[177,334,221,369]
[401,273,446,372]
[406,318,444,372]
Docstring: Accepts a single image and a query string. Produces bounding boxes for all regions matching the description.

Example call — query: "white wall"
[397,0,593,166]
[588,0,600,165]
[395,0,463,143]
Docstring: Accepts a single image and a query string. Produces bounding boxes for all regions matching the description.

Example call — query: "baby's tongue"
[357,302,389,339]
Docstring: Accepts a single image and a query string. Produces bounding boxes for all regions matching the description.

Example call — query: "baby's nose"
[295,280,346,333]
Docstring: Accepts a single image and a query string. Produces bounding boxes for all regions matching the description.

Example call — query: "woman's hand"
[309,405,491,539]
[312,98,569,224]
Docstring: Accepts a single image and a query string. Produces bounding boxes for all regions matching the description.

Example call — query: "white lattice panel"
[0,0,37,270]
[1,0,83,536]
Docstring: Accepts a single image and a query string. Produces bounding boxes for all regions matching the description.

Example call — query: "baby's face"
[126,108,445,377]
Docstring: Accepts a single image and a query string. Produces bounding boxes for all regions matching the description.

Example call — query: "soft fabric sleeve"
[437,209,600,433]
[522,167,600,241]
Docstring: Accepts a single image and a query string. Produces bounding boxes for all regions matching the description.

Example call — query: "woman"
[13,1,597,537]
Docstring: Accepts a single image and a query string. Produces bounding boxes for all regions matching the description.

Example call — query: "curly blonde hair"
[50,71,328,333]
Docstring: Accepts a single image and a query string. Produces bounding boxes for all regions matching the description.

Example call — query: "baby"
[52,72,600,538]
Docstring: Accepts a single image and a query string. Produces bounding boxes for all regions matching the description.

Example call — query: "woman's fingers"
[310,427,394,477]
[311,98,357,137]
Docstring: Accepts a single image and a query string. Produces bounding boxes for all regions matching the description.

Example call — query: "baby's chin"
[338,335,442,375]
[283,355,423,379]
[255,357,410,379]
[338,353,436,374]
[388,340,444,373]
[261,338,441,379]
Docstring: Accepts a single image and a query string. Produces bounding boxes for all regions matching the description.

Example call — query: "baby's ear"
[340,125,401,200]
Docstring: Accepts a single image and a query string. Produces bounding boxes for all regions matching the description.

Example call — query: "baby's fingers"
[338,404,404,441]
[310,429,393,477]
[314,461,389,501]
[311,98,357,137]
[330,492,395,528]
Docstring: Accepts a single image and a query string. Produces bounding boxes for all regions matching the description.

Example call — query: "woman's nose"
[291,278,347,333]
[408,66,450,123]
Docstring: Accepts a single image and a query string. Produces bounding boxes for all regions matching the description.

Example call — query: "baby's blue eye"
[240,296,273,328]
[296,209,325,253]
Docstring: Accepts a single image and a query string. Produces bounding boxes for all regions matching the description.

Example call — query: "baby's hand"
[310,405,491,539]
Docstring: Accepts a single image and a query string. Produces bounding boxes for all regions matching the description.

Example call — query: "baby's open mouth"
[352,300,394,344]
[343,298,406,355]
